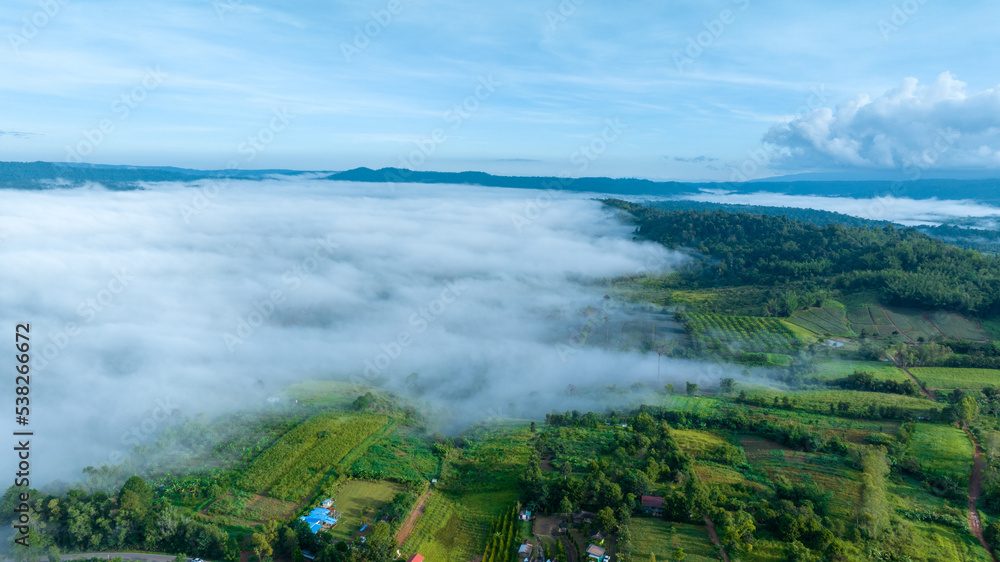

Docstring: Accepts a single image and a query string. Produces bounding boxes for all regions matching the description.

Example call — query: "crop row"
[235,413,348,493]
[269,415,389,501]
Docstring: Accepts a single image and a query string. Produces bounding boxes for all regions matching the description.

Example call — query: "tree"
[47,546,61,562]
[685,381,698,396]
[719,377,735,394]
[559,496,574,517]
[649,553,656,562]
[596,507,617,533]
[672,547,685,561]
[958,395,979,427]
[173,554,187,562]
[665,383,674,395]
[251,532,273,561]
[118,476,153,516]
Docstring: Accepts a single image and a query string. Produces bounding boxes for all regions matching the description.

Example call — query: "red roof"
[407,556,424,562]
[641,495,665,508]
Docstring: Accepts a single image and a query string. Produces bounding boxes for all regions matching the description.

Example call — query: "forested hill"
[604,199,1000,315]
[643,199,895,228]
[0,161,309,190]
[324,167,699,195]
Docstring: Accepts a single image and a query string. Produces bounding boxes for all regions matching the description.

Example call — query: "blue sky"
[2,0,999,179]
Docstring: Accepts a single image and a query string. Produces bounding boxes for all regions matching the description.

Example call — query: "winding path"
[962,428,999,562]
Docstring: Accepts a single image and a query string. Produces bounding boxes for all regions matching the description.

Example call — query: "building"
[320,498,334,508]
[640,495,665,516]
[406,555,424,562]
[586,544,606,560]
[519,509,533,521]
[518,541,533,560]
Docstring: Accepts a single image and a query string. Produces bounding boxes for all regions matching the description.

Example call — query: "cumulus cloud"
[1,179,721,484]
[764,72,1000,172]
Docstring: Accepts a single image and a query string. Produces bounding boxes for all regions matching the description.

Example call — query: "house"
[589,530,605,544]
[572,511,595,524]
[320,498,334,508]
[640,495,665,516]
[307,507,338,526]
[519,509,533,521]
[586,544,606,560]
[406,555,424,562]
[299,517,324,534]
[300,551,316,561]
[518,542,533,559]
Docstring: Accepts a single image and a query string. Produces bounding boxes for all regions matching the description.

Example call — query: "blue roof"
[299,517,323,534]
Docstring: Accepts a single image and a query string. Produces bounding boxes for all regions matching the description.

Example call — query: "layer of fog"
[679,191,1000,227]
[1,179,736,485]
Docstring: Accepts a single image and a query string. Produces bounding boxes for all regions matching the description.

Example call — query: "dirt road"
[394,489,432,545]
[703,515,731,562]
[962,428,999,562]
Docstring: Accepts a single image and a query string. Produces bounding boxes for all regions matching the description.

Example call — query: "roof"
[641,495,665,508]
[518,543,532,554]
[299,516,324,533]
[407,555,424,562]
[586,544,606,557]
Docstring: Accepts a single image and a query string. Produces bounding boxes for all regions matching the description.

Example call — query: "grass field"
[909,423,972,485]
[910,367,1000,389]
[629,519,717,562]
[743,388,937,417]
[325,480,405,542]
[672,429,730,457]
[805,360,909,383]
[660,395,724,414]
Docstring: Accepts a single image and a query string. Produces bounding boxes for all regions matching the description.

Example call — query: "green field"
[629,519,717,561]
[326,480,405,542]
[909,423,973,485]
[805,360,909,382]
[683,313,802,354]
[743,388,938,417]
[910,367,1000,389]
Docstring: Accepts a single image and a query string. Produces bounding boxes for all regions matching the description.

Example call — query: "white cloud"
[1,179,716,484]
[764,72,1000,171]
